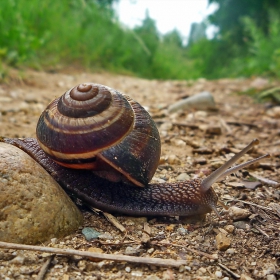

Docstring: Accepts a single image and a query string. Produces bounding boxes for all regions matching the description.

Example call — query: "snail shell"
[36,83,161,187]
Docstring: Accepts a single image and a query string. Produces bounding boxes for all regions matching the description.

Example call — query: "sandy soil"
[0,69,279,279]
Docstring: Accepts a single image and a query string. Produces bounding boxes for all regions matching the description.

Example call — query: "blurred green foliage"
[0,0,194,79]
[1,0,280,80]
[203,0,280,78]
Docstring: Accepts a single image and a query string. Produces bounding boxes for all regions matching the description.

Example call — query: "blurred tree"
[188,21,207,45]
[209,0,280,45]
[134,11,159,57]
[163,29,183,48]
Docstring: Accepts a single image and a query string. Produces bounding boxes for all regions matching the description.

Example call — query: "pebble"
[98,232,113,240]
[131,270,143,277]
[266,275,276,280]
[266,106,280,118]
[240,274,254,280]
[224,225,235,233]
[168,91,216,113]
[124,246,140,256]
[10,254,25,264]
[228,206,251,220]
[233,221,250,230]
[215,270,223,278]
[160,122,173,131]
[171,139,186,147]
[176,173,190,181]
[177,227,188,235]
[82,228,100,241]
[0,142,83,244]
[226,248,235,254]
[205,125,222,135]
[147,248,154,254]
[145,276,160,280]
[125,266,131,273]
[216,232,231,251]
[167,154,181,165]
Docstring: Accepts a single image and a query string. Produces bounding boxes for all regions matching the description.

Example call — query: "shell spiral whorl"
[36,83,161,187]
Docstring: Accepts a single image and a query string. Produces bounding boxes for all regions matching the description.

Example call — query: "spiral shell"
[36,83,161,187]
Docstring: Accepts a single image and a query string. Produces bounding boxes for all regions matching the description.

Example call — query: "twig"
[36,255,53,280]
[253,225,270,238]
[152,241,217,260]
[103,212,126,233]
[249,172,279,186]
[0,241,186,268]
[222,198,273,212]
[218,262,240,279]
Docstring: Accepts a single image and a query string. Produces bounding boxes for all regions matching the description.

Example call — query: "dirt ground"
[0,69,279,279]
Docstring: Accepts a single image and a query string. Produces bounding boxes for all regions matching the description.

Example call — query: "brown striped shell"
[36,83,161,187]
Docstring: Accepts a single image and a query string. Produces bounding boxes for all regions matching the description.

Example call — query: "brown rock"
[228,206,251,220]
[0,142,83,244]
[216,232,231,251]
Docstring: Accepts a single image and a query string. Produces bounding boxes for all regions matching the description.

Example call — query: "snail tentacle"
[200,139,263,192]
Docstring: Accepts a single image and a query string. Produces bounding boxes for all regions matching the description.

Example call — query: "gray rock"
[0,142,83,244]
[82,227,100,241]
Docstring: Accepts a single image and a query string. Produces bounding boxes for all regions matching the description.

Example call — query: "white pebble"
[215,270,223,278]
[125,266,131,273]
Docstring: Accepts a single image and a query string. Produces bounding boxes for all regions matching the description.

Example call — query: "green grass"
[1,1,280,81]
[0,0,199,80]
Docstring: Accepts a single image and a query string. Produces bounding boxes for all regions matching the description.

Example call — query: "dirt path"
[0,69,279,279]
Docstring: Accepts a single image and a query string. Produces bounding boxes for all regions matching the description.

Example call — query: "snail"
[1,83,270,217]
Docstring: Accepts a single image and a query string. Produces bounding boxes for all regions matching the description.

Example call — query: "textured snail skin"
[3,137,218,217]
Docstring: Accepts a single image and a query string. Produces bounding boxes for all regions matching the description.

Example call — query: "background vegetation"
[1,0,280,80]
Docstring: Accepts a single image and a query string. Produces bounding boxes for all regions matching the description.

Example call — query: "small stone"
[51,238,58,244]
[171,139,186,147]
[226,248,235,254]
[216,232,231,251]
[124,246,140,256]
[160,122,173,131]
[233,221,250,230]
[177,227,188,236]
[228,206,251,220]
[162,269,175,279]
[266,106,280,118]
[165,224,175,231]
[205,125,222,135]
[125,266,131,273]
[198,267,207,274]
[98,232,113,240]
[82,228,100,241]
[179,265,185,273]
[10,254,25,264]
[147,248,154,254]
[78,260,87,270]
[240,274,254,280]
[167,155,181,165]
[224,225,235,233]
[0,142,83,244]
[131,270,143,277]
[215,270,223,278]
[266,275,276,280]
[194,157,207,164]
[176,173,190,181]
[145,276,160,280]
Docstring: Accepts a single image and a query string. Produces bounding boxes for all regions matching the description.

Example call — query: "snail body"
[1,83,270,217]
